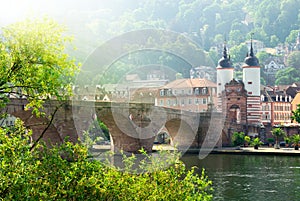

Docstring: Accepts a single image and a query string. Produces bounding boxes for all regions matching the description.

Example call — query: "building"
[261,87,292,127]
[242,40,261,126]
[264,58,286,85]
[216,42,234,111]
[218,38,263,144]
[155,78,217,112]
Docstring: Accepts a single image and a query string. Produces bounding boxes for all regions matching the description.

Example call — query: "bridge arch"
[72,29,222,154]
[2,99,64,145]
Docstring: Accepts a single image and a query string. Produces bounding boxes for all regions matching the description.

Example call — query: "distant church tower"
[216,41,234,111]
[242,35,261,125]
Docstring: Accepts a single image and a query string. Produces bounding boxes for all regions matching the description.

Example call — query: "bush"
[0,119,213,200]
[231,132,245,146]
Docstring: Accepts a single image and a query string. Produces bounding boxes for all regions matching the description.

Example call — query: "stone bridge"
[2,99,223,153]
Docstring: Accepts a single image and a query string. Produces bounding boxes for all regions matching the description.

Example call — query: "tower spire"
[250,32,254,57]
[223,39,228,59]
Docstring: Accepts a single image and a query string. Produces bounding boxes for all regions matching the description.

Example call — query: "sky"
[0,0,118,26]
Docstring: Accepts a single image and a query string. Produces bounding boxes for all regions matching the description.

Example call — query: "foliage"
[228,43,249,63]
[284,136,291,144]
[256,51,271,65]
[0,119,213,200]
[86,119,110,144]
[231,131,245,147]
[291,134,300,146]
[250,137,263,147]
[0,18,79,113]
[287,51,300,70]
[65,0,300,57]
[267,138,275,143]
[275,67,300,85]
[271,127,286,148]
[244,136,251,144]
[291,104,300,123]
[56,0,300,86]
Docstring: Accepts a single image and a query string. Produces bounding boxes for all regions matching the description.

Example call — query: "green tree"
[271,127,286,149]
[208,48,219,66]
[229,43,249,63]
[250,137,263,149]
[86,119,110,144]
[0,18,79,112]
[275,67,300,85]
[229,30,245,46]
[256,51,271,65]
[270,35,280,47]
[291,134,300,150]
[0,119,213,200]
[275,0,300,42]
[287,51,300,70]
[292,104,300,123]
[285,29,300,44]
[231,131,245,147]
[234,70,243,80]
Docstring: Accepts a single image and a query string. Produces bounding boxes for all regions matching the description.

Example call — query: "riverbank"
[93,144,300,156]
[210,146,300,156]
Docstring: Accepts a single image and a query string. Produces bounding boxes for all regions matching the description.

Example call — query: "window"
[160,100,164,106]
[248,81,252,84]
[173,90,177,95]
[203,98,207,104]
[189,99,192,104]
[195,88,200,95]
[181,90,185,95]
[160,90,164,96]
[173,99,177,106]
[202,88,207,94]
[181,99,185,105]
[195,98,199,104]
[167,100,171,106]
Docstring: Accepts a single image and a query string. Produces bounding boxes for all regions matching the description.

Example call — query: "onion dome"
[217,42,233,68]
[243,36,259,67]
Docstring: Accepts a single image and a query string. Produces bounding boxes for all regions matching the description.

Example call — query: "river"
[181,154,300,201]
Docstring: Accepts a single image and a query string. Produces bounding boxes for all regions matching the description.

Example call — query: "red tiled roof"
[161,78,216,89]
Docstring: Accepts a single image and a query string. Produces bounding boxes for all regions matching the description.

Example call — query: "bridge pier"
[3,99,221,153]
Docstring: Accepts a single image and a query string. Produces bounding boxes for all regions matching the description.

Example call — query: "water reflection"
[181,154,300,201]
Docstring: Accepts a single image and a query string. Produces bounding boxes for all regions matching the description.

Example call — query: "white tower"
[242,39,260,96]
[216,42,234,111]
[242,35,261,125]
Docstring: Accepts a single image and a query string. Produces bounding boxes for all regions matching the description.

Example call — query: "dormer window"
[202,88,207,94]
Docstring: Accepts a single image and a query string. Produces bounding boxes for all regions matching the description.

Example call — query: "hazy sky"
[0,0,121,26]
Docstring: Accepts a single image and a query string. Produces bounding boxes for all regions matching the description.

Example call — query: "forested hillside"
[69,0,300,52]
[62,0,300,85]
